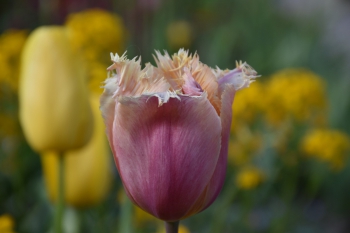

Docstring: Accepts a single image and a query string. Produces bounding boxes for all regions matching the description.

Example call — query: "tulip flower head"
[19,27,93,152]
[100,49,258,222]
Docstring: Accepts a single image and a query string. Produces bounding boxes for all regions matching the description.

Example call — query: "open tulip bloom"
[100,49,258,232]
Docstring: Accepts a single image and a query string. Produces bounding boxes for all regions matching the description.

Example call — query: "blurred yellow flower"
[0,114,19,138]
[264,69,327,126]
[228,140,250,167]
[66,9,125,57]
[157,224,190,233]
[88,62,108,94]
[0,30,27,57]
[41,95,111,207]
[228,128,262,167]
[0,56,12,89]
[229,82,263,168]
[19,26,93,152]
[231,81,264,128]
[301,129,350,170]
[236,166,265,190]
[0,29,27,91]
[134,206,157,226]
[65,9,126,94]
[166,20,193,49]
[0,214,15,233]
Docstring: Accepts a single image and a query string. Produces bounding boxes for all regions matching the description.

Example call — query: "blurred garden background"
[1,0,350,232]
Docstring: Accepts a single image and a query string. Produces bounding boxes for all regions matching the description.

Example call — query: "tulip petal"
[200,85,236,211]
[100,78,117,153]
[110,94,221,221]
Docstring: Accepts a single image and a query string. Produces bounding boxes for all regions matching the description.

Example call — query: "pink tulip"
[100,49,258,223]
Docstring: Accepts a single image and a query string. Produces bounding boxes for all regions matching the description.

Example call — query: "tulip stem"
[117,193,133,233]
[165,221,179,233]
[54,154,65,233]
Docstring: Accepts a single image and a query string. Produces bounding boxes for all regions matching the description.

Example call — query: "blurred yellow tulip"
[41,95,111,207]
[19,26,93,152]
[0,214,15,233]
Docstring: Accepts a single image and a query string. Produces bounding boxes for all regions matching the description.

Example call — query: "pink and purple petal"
[111,95,221,221]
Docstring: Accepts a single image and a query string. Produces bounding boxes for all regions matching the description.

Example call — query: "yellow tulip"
[41,95,111,207]
[19,26,93,152]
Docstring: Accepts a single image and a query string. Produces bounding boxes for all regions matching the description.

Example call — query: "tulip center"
[182,67,203,96]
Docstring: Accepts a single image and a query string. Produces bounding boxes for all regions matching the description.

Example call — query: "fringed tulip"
[42,95,111,207]
[19,26,93,152]
[100,49,258,223]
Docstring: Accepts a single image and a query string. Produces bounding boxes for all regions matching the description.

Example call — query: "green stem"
[54,154,64,233]
[117,192,133,233]
[165,221,179,233]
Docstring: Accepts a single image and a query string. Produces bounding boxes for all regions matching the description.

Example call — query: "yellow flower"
[231,81,264,128]
[0,214,15,233]
[65,9,126,95]
[235,166,265,190]
[19,26,93,152]
[166,20,193,49]
[0,29,27,91]
[41,95,111,207]
[88,61,108,94]
[301,129,350,170]
[65,9,125,57]
[0,29,27,57]
[264,69,327,126]
[228,129,262,167]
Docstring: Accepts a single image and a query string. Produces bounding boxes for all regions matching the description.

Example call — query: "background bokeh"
[1,0,350,232]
